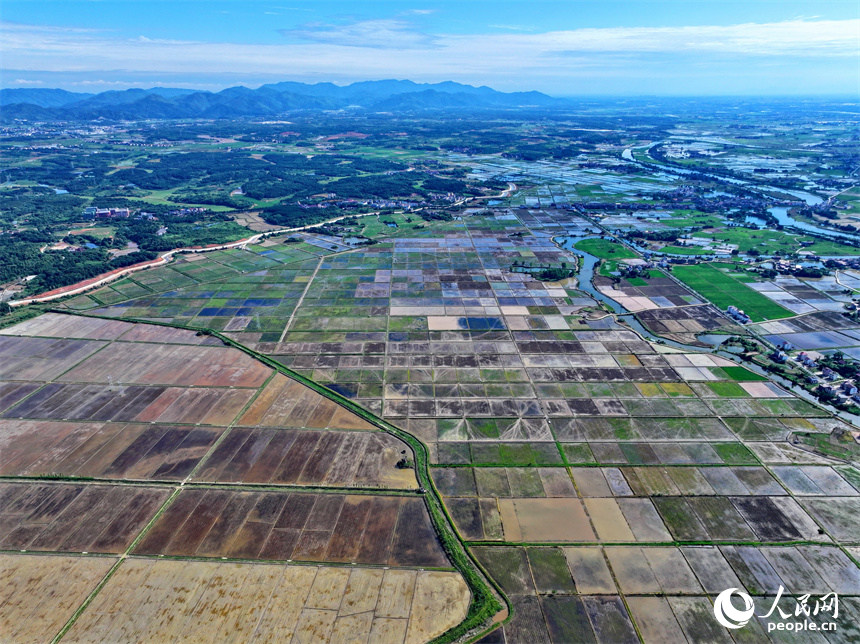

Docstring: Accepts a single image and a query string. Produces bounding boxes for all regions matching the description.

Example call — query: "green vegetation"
[792,431,860,462]
[717,366,770,381]
[671,263,793,322]
[662,245,714,256]
[573,238,637,260]
[705,381,750,397]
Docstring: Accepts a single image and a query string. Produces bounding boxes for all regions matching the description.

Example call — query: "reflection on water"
[556,235,724,352]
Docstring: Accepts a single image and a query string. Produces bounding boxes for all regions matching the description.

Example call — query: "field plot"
[0,312,133,340]
[672,263,793,322]
[135,489,449,567]
[0,482,169,553]
[65,558,470,644]
[0,554,116,644]
[13,208,860,642]
[473,543,860,643]
[0,335,106,382]
[237,372,376,430]
[195,427,417,489]
[753,309,860,357]
[57,341,271,387]
[71,244,326,344]
[634,304,737,346]
[0,420,224,480]
[0,381,260,425]
[0,310,466,643]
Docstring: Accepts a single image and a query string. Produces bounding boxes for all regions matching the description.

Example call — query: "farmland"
[671,263,794,322]
[0,313,473,643]
[43,204,860,643]
[3,107,860,642]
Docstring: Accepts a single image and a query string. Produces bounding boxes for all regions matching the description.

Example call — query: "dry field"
[0,482,169,553]
[0,420,225,480]
[0,554,115,644]
[64,559,470,644]
[135,489,448,567]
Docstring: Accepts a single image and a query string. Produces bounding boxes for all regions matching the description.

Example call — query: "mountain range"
[0,80,561,121]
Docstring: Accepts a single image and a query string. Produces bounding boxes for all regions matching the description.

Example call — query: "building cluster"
[168,207,208,216]
[726,305,751,324]
[83,206,131,219]
[817,378,860,406]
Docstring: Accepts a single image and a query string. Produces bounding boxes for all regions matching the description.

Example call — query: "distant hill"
[0,88,93,108]
[0,80,563,121]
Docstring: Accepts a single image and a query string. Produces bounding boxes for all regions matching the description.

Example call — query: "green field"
[671,263,793,322]
[662,245,714,256]
[573,238,637,260]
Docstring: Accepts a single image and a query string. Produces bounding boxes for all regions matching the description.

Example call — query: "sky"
[1,0,859,96]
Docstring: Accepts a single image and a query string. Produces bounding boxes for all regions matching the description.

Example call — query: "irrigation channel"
[557,236,860,426]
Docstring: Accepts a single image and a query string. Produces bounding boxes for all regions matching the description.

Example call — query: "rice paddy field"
[0,314,468,643]
[671,263,794,322]
[6,207,860,643]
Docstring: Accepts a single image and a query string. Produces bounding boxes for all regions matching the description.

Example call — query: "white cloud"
[12,79,43,85]
[281,19,434,49]
[1,18,857,92]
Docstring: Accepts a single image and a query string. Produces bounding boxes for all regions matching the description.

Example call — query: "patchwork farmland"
[3,207,860,642]
[0,314,471,643]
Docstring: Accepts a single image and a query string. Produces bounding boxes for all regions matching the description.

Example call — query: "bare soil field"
[64,558,470,644]
[57,341,271,388]
[0,311,132,340]
[0,382,258,425]
[0,336,106,382]
[238,373,375,430]
[0,482,169,553]
[134,489,449,567]
[0,553,115,643]
[0,312,465,642]
[194,427,417,489]
[0,420,225,480]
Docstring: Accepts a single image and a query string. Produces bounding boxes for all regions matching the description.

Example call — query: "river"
[556,226,860,424]
[556,235,728,352]
[623,145,860,244]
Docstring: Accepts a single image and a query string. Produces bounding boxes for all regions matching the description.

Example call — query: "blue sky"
[2,1,858,95]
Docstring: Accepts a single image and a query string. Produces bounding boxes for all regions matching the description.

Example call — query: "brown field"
[113,323,221,344]
[0,482,168,553]
[231,209,284,232]
[63,558,470,644]
[0,382,43,414]
[0,311,131,340]
[134,489,449,567]
[238,373,375,430]
[194,427,417,489]
[58,341,271,387]
[0,382,258,426]
[0,313,467,641]
[0,420,225,480]
[0,336,106,382]
[0,553,115,644]
[498,498,596,542]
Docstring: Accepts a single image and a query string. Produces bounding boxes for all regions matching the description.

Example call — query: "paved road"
[10,182,512,308]
[10,212,382,307]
